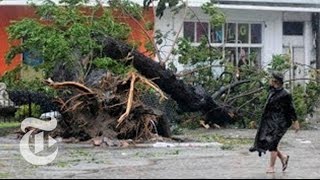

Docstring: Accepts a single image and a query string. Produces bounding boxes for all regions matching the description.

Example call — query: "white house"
[2,0,320,81]
[155,0,320,80]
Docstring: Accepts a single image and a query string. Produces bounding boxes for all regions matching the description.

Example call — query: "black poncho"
[251,87,297,156]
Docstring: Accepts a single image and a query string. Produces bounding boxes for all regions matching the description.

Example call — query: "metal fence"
[0,90,60,122]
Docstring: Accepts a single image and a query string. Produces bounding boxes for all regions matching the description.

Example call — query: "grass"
[54,149,106,168]
[199,134,253,151]
[56,161,70,168]
[0,122,20,137]
[0,122,20,129]
[70,149,90,158]
[134,150,180,158]
[0,173,10,179]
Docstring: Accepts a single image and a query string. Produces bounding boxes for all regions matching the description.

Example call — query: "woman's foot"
[282,155,290,172]
[266,167,275,173]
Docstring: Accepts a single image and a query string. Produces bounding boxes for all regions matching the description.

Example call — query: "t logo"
[19,117,58,165]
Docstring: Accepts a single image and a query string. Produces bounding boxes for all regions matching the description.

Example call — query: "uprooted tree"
[3,0,320,141]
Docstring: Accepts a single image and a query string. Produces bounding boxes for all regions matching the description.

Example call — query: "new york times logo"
[19,117,58,165]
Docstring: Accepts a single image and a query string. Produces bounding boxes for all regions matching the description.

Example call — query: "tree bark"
[96,36,232,124]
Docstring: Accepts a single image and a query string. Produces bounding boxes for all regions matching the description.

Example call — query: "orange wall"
[114,8,155,55]
[0,6,36,76]
[0,5,155,76]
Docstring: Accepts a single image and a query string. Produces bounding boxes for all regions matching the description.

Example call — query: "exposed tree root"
[45,71,171,142]
[45,78,95,94]
[117,72,137,128]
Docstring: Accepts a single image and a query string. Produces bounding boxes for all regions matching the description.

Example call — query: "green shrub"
[92,57,130,75]
[0,66,57,96]
[14,103,41,120]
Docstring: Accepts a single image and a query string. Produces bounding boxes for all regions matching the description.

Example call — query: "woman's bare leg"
[277,150,287,162]
[267,151,278,173]
[278,149,289,165]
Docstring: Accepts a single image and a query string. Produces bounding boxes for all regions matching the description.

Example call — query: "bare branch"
[227,87,264,104]
[237,95,259,111]
[161,1,188,65]
[176,64,222,77]
[293,62,318,70]
[116,3,161,60]
[187,6,212,48]
[284,78,320,83]
[212,80,251,99]
[138,74,168,101]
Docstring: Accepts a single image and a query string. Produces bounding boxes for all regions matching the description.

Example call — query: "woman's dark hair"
[271,71,284,84]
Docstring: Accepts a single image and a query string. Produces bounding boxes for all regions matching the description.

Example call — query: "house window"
[184,21,263,68]
[22,38,44,67]
[283,22,304,36]
[23,50,44,67]
[251,24,262,43]
[184,22,195,42]
[196,22,209,42]
[184,22,210,42]
[210,26,223,43]
[225,23,236,43]
[238,23,249,44]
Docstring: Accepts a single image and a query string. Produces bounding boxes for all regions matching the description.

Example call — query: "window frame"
[183,20,264,67]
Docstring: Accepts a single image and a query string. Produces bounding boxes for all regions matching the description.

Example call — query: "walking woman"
[249,72,300,173]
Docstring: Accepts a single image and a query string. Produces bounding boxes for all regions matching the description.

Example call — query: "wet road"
[0,129,319,179]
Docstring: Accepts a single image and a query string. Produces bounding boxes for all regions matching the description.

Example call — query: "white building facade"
[155,0,320,80]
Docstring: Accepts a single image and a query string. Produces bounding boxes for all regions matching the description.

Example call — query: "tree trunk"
[96,36,232,124]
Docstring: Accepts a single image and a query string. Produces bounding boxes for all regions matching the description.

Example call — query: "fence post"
[28,92,32,117]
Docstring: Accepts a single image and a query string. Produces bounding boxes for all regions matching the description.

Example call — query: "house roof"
[216,0,320,5]
[0,0,145,6]
[1,0,320,12]
[185,0,320,12]
[188,0,320,5]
